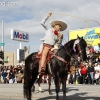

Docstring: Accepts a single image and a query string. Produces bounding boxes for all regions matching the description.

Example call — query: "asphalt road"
[0,83,100,100]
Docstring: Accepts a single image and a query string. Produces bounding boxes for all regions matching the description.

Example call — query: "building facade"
[0,51,29,66]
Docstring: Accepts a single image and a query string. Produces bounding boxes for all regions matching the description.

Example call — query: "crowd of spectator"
[0,65,24,84]
[0,46,100,85]
[67,46,100,85]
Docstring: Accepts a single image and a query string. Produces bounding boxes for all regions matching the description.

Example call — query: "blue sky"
[0,0,100,53]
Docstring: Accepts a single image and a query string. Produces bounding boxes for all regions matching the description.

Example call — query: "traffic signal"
[0,61,2,64]
[0,51,2,58]
[0,61,4,65]
[0,51,3,59]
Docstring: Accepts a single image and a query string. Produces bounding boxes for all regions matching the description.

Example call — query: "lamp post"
[0,20,4,66]
[2,20,4,52]
[2,20,4,66]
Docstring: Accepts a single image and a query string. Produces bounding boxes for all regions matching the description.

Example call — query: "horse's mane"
[64,39,75,47]
[64,37,87,49]
[55,39,76,58]
[63,39,76,50]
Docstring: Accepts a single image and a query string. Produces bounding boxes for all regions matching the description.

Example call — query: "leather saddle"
[36,50,57,63]
[35,50,57,74]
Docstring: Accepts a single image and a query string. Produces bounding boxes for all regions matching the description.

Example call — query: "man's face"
[54,24,61,31]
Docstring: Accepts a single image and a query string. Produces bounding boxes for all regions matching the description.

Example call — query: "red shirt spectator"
[80,65,84,69]
[81,66,88,75]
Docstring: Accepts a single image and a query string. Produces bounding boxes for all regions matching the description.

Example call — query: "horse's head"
[64,36,87,61]
[74,36,87,61]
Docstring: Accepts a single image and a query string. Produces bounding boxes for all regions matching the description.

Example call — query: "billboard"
[11,29,29,42]
[69,27,100,46]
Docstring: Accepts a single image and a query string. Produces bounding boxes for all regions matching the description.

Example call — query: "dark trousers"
[82,74,87,84]
[88,73,94,84]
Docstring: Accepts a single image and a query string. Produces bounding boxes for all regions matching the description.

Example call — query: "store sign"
[11,29,29,42]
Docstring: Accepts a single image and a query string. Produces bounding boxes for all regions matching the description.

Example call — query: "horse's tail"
[23,53,33,99]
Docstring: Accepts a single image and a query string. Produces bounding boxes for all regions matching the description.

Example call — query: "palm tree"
[23,46,28,53]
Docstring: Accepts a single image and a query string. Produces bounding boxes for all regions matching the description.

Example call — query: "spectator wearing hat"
[40,12,67,73]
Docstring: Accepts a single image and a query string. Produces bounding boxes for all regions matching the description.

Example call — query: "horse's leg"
[27,78,33,100]
[24,72,33,100]
[54,76,60,100]
[48,74,53,95]
[62,76,67,100]
[37,74,44,92]
[32,84,35,92]
[27,76,36,100]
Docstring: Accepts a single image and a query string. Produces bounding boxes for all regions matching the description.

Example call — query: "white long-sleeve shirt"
[94,72,100,79]
[41,16,59,46]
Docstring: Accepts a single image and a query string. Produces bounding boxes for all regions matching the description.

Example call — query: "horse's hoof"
[49,92,53,95]
[32,87,35,92]
[40,90,44,93]
[27,98,31,100]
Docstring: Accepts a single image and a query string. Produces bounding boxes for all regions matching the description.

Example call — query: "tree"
[23,46,28,53]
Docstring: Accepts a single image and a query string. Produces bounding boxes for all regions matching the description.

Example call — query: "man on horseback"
[40,12,67,73]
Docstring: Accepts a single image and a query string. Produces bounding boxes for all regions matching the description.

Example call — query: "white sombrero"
[50,20,67,31]
[40,37,45,41]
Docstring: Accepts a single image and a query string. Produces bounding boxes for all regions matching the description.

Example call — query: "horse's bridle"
[65,39,85,62]
[53,39,85,64]
[77,43,82,55]
[77,41,86,56]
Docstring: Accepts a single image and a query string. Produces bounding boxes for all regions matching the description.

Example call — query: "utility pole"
[2,20,4,66]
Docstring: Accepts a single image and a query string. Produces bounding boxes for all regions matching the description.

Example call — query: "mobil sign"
[11,29,29,42]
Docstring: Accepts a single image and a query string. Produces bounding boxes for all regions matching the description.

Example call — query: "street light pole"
[2,20,4,66]
[2,20,4,51]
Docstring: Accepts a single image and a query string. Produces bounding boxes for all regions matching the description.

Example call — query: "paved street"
[0,83,100,100]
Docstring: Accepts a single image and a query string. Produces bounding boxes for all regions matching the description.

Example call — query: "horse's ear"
[81,36,83,39]
[77,34,80,39]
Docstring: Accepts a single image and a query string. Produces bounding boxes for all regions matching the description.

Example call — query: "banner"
[69,27,100,46]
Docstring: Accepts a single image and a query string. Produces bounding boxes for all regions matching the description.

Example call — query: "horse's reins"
[53,55,68,64]
[62,38,85,64]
